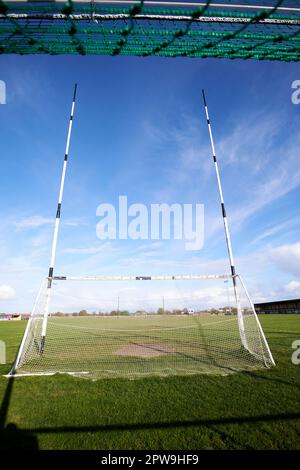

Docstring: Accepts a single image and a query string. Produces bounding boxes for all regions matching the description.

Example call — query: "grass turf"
[0,314,299,449]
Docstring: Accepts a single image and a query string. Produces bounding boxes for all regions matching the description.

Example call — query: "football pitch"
[0,314,299,449]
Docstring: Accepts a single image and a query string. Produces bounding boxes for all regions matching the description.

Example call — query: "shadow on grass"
[0,376,39,450]
[244,370,300,390]
[15,411,300,436]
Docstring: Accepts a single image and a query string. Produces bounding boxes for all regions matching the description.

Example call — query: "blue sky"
[0,55,300,312]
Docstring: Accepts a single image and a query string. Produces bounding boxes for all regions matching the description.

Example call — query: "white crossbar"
[53,274,232,281]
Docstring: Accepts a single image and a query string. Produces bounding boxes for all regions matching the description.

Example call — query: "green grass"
[0,314,300,449]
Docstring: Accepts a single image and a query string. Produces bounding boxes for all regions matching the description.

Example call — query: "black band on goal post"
[40,84,78,354]
[201,89,247,349]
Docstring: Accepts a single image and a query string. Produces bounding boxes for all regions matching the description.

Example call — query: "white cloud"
[30,231,51,248]
[134,242,163,255]
[218,113,280,169]
[63,242,112,255]
[285,281,300,295]
[15,215,81,231]
[268,242,300,277]
[249,219,299,246]
[233,128,300,230]
[15,215,54,230]
[62,219,81,227]
[0,285,16,300]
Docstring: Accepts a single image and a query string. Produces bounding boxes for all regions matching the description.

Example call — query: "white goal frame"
[10,272,275,376]
[9,86,276,377]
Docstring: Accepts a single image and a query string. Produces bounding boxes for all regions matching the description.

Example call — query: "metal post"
[40,84,78,353]
[202,89,247,349]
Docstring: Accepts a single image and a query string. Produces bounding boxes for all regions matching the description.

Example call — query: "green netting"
[0,1,299,60]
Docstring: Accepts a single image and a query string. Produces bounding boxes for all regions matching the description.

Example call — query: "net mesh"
[13,275,274,379]
[0,1,299,60]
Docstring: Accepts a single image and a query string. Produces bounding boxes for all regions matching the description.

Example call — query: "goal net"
[11,274,275,379]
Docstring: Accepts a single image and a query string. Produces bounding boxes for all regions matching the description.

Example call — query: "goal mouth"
[10,273,275,380]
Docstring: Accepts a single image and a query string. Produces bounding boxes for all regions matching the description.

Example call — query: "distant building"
[254,298,300,314]
[0,314,23,321]
[181,308,195,315]
[11,314,21,321]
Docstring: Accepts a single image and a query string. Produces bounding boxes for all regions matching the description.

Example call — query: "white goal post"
[9,86,276,379]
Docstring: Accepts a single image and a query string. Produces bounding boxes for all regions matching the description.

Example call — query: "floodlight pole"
[201,89,247,349]
[40,84,78,353]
